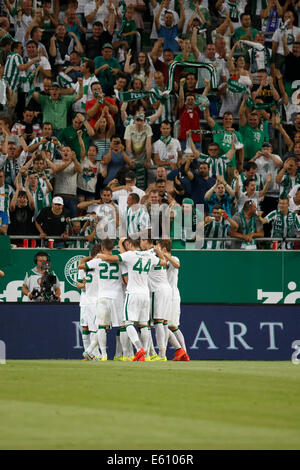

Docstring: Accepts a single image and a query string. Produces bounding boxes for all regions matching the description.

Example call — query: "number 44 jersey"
[117,250,159,295]
[85,258,127,300]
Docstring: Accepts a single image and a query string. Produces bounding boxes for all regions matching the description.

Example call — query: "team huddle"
[77,238,189,362]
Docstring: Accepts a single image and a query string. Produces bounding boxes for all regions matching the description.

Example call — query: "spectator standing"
[204,175,235,217]
[85,21,113,59]
[0,168,14,221]
[155,0,185,54]
[229,200,264,250]
[101,136,134,185]
[124,111,153,169]
[239,97,267,162]
[35,197,70,247]
[153,121,182,171]
[276,157,300,198]
[49,24,84,70]
[8,186,35,245]
[94,43,122,96]
[77,144,107,201]
[53,146,83,217]
[202,205,238,250]
[85,81,118,128]
[58,112,95,162]
[258,197,300,249]
[32,80,84,132]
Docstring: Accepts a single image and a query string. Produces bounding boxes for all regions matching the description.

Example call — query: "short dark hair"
[101,239,114,251]
[244,178,256,188]
[83,59,95,74]
[155,179,166,184]
[26,39,38,48]
[158,239,171,251]
[101,186,112,194]
[42,122,53,129]
[129,193,140,203]
[93,21,103,27]
[244,161,257,171]
[91,243,101,256]
[127,238,140,248]
[11,42,22,52]
[240,12,250,20]
[0,37,11,48]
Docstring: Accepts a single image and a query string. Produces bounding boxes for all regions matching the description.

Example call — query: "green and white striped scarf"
[280,173,300,198]
[250,46,271,74]
[117,0,127,39]
[240,209,257,249]
[200,154,229,178]
[29,183,48,217]
[160,134,172,147]
[167,61,218,92]
[0,183,13,212]
[269,209,300,239]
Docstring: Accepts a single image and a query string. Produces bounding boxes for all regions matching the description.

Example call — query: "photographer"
[22,252,61,302]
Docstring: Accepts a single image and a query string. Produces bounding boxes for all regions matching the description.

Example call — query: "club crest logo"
[64,255,85,287]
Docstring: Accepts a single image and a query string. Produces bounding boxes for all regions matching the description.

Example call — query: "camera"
[31,261,59,302]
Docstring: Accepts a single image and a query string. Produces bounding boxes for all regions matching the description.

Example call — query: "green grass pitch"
[1,360,300,450]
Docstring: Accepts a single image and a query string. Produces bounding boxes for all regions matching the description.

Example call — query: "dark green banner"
[0,249,299,304]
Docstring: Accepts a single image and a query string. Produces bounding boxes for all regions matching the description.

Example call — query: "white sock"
[126,324,142,352]
[86,332,98,356]
[82,331,90,352]
[154,322,166,358]
[173,329,186,351]
[148,330,156,355]
[164,323,169,348]
[126,334,134,357]
[139,326,150,351]
[120,328,130,357]
[168,329,181,350]
[115,331,123,357]
[97,328,107,357]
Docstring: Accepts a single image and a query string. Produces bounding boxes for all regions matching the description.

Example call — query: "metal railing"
[8,235,300,250]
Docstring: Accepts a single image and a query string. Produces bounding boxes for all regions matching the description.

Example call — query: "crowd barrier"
[0,304,299,360]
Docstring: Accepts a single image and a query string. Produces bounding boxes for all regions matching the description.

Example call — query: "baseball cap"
[125,170,136,181]
[51,82,60,88]
[53,196,64,205]
[135,112,145,121]
[102,43,113,49]
[182,198,194,205]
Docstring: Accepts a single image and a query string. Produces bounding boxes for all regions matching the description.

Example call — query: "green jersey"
[213,122,243,168]
[239,123,265,161]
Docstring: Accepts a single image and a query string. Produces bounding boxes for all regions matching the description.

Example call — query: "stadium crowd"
[0,0,300,250]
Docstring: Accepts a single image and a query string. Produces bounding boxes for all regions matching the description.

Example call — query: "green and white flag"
[195,94,209,110]
[167,61,218,92]
[227,78,249,94]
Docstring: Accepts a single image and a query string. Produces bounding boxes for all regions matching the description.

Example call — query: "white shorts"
[96,296,124,327]
[123,292,150,324]
[80,305,97,332]
[169,295,181,327]
[151,286,172,321]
